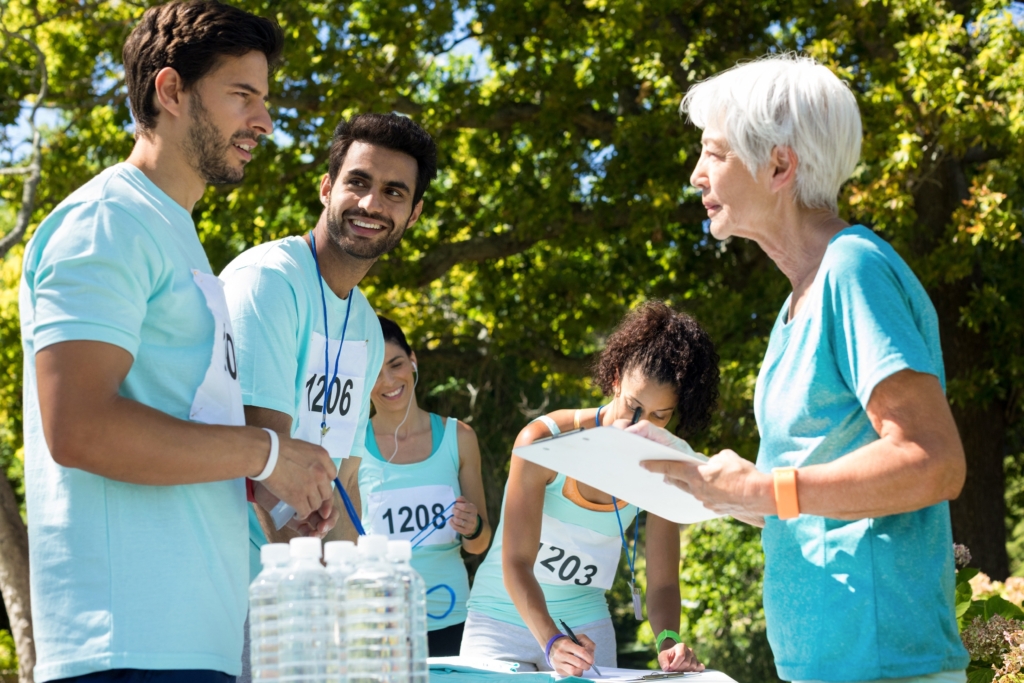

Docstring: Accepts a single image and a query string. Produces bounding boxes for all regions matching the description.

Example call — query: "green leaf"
[958,567,981,587]
[984,595,1024,621]
[966,666,995,683]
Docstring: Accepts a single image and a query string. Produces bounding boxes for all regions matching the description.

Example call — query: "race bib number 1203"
[533,514,622,590]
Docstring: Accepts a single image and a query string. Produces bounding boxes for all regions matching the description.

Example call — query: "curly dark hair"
[123,1,283,135]
[592,301,720,437]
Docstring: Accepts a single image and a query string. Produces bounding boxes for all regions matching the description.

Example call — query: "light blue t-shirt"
[220,236,384,578]
[19,163,248,681]
[468,473,637,628]
[754,226,970,681]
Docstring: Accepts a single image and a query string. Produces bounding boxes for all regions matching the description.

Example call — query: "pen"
[559,619,602,676]
[631,405,642,425]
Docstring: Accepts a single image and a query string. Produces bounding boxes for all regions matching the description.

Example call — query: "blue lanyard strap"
[410,500,457,548]
[334,476,366,536]
[595,404,638,574]
[612,496,639,577]
[309,231,353,435]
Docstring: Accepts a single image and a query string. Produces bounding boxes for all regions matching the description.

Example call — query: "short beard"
[183,92,253,185]
[325,205,410,260]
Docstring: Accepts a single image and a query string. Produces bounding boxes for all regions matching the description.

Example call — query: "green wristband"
[656,629,682,651]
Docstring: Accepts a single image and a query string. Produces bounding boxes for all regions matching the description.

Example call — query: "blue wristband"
[545,634,566,668]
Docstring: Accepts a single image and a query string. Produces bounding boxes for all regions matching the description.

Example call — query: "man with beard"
[18,3,339,682]
[221,113,437,564]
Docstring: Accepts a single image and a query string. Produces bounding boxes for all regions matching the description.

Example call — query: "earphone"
[388,357,420,464]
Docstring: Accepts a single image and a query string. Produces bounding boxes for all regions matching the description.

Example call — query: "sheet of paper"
[512,427,722,524]
[566,668,737,683]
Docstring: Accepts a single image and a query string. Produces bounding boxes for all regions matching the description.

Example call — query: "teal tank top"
[360,413,468,629]
[467,472,638,627]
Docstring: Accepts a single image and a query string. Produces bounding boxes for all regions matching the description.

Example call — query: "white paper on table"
[512,427,722,525]
[565,667,737,683]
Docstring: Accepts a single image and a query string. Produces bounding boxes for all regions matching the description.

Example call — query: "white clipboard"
[512,427,722,524]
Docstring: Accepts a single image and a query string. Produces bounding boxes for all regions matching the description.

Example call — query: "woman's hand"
[548,634,596,677]
[658,642,704,672]
[448,496,480,536]
[623,420,773,520]
[641,449,774,519]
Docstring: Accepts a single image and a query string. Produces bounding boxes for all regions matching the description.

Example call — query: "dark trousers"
[53,670,234,683]
[428,620,467,657]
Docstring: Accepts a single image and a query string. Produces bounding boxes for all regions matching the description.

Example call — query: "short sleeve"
[348,298,384,459]
[222,266,300,417]
[30,201,161,357]
[826,240,940,409]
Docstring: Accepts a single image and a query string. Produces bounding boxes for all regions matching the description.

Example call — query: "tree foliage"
[2,0,1024,680]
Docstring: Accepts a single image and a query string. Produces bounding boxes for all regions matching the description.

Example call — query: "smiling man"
[19,3,342,683]
[220,114,437,573]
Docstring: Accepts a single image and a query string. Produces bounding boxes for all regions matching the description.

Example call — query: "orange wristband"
[773,467,800,520]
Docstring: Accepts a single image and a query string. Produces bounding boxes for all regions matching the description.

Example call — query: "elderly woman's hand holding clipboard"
[613,420,770,528]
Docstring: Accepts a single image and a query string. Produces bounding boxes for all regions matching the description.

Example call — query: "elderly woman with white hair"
[634,55,971,683]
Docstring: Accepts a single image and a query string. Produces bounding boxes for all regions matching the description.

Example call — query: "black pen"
[631,405,642,425]
[559,618,602,675]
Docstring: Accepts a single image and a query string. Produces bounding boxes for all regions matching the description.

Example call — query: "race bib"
[189,271,245,427]
[366,485,458,546]
[294,333,367,460]
[534,514,621,590]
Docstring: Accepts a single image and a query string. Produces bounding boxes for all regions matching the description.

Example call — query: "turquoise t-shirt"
[360,414,469,630]
[220,236,384,578]
[754,226,970,681]
[468,473,637,628]
[19,163,248,681]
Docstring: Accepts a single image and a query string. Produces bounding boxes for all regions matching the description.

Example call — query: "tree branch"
[961,145,1005,165]
[408,201,707,287]
[0,25,48,262]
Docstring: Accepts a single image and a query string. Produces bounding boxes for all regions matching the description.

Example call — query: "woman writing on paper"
[636,55,969,683]
[461,302,718,676]
[359,316,492,656]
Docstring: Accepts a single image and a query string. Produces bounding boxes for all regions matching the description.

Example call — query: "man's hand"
[547,634,596,677]
[259,432,338,521]
[252,480,339,538]
[658,642,704,672]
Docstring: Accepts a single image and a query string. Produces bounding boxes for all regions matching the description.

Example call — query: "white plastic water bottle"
[250,543,291,682]
[387,541,428,683]
[325,541,358,683]
[346,535,409,683]
[279,537,330,683]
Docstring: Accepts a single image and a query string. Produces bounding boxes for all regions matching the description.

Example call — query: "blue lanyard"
[308,230,363,535]
[612,496,639,577]
[309,230,353,438]
[593,404,639,576]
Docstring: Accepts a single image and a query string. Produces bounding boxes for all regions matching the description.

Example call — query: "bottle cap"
[387,540,412,561]
[357,534,389,558]
[324,540,357,565]
[261,542,290,566]
[289,536,323,559]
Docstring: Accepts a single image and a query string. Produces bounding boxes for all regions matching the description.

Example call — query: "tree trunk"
[912,155,1010,580]
[0,474,34,683]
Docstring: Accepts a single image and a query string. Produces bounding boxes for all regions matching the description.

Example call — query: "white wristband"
[252,428,279,481]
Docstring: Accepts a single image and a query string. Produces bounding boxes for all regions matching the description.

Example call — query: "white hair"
[680,53,862,212]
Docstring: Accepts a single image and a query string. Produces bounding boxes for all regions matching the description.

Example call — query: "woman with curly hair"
[460,301,719,676]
